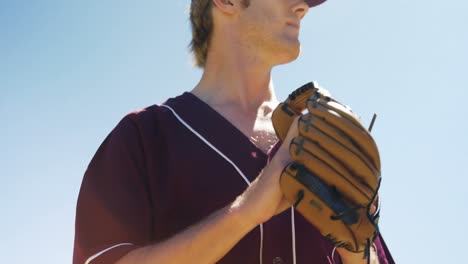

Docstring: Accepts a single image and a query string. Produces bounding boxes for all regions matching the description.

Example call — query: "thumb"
[275,115,301,165]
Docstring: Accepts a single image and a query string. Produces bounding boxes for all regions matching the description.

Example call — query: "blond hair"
[189,0,251,67]
[189,0,214,67]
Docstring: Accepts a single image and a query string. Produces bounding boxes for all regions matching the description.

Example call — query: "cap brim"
[306,0,327,7]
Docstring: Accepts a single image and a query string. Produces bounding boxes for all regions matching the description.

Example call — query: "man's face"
[238,0,309,65]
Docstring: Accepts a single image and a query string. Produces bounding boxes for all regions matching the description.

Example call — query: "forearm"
[115,128,295,264]
[115,202,255,264]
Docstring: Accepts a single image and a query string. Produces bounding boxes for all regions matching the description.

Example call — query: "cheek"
[245,4,281,29]
[242,14,274,40]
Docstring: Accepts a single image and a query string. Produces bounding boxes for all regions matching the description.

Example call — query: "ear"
[212,0,239,15]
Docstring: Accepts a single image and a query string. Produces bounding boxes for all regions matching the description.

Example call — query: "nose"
[292,1,309,20]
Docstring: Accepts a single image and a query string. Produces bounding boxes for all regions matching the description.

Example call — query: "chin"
[276,43,301,65]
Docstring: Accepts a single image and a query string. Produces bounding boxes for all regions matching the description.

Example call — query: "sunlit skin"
[192,0,309,151]
[191,0,313,222]
[115,1,380,263]
[236,0,308,65]
[194,1,379,263]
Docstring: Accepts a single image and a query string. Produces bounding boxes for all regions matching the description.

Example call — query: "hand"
[231,117,299,226]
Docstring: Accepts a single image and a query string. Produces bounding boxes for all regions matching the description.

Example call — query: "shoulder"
[104,106,171,163]
[123,105,160,128]
[114,104,170,137]
[118,92,195,130]
[109,92,193,146]
[86,105,171,176]
[107,92,200,150]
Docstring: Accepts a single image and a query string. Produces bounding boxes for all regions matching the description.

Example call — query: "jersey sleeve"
[73,113,153,264]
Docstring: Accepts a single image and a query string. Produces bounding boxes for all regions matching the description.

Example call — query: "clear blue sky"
[1,1,467,263]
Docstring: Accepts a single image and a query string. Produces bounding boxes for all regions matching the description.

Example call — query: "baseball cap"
[306,0,327,7]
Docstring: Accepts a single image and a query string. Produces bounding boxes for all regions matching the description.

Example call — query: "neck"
[192,69,276,114]
[191,32,278,114]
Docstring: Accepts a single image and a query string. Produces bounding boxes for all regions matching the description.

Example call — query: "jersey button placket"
[273,256,284,264]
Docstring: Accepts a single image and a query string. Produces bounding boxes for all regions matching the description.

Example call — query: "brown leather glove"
[272,82,381,255]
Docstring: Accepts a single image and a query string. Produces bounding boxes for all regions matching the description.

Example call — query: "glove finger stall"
[309,91,363,130]
[289,136,375,204]
[306,99,381,171]
[271,82,332,143]
[298,116,380,191]
[272,82,319,142]
[280,163,377,252]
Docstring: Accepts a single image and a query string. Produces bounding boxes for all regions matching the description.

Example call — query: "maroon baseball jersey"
[73,92,394,264]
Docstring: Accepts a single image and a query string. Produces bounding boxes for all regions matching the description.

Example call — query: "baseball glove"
[272,82,381,255]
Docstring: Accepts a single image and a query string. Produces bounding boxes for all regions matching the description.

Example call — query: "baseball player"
[73,0,394,263]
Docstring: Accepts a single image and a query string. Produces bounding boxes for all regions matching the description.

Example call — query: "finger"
[307,98,380,171]
[274,115,300,167]
[289,136,375,204]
